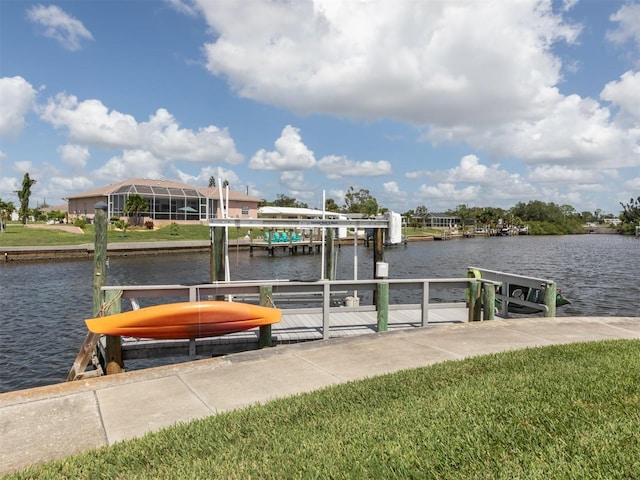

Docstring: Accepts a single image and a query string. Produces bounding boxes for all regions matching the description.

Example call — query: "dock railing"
[77,277,504,379]
[101,276,501,334]
[467,267,557,318]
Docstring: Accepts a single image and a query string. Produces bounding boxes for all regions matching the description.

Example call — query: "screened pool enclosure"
[109,183,213,221]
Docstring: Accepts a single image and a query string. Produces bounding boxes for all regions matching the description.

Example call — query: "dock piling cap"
[95,201,108,210]
[467,269,481,279]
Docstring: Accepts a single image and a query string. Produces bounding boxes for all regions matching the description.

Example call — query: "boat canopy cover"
[258,206,343,218]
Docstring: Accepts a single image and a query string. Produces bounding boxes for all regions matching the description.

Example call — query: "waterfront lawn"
[0,223,212,246]
[5,340,639,479]
[404,226,442,236]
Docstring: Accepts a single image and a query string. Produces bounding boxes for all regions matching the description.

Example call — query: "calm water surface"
[1,234,638,392]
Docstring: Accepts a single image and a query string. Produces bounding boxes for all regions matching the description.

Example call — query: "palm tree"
[15,173,36,225]
[124,194,149,226]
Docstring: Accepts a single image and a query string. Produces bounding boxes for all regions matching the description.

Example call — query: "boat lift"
[206,216,390,283]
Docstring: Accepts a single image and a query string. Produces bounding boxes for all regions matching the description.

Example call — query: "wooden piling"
[93,202,108,318]
[104,290,123,374]
[482,282,495,320]
[325,228,335,280]
[466,269,482,321]
[259,285,273,348]
[209,227,215,279]
[376,282,389,332]
[212,226,225,282]
[543,282,557,317]
[93,201,123,375]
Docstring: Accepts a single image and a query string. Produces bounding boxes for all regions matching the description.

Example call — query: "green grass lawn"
[0,223,213,246]
[0,223,443,247]
[4,340,639,479]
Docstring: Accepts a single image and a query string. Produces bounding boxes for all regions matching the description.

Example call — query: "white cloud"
[316,155,392,179]
[383,181,401,194]
[94,150,165,183]
[428,91,638,168]
[39,94,243,164]
[0,176,20,203]
[409,154,524,186]
[0,77,37,139]
[249,125,316,171]
[380,181,408,210]
[625,176,640,189]
[250,126,393,179]
[26,5,94,51]
[197,0,579,126]
[165,0,200,17]
[174,165,242,191]
[57,144,90,168]
[14,161,33,172]
[600,71,640,125]
[328,189,345,204]
[607,2,640,63]
[49,176,94,198]
[196,1,637,172]
[417,183,480,203]
[279,171,314,195]
[527,165,604,183]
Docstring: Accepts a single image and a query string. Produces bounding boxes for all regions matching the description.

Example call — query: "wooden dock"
[118,305,470,360]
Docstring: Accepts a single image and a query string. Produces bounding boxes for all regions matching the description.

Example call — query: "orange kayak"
[85,301,281,339]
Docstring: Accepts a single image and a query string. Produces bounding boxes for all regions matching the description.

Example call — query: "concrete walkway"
[1,316,639,474]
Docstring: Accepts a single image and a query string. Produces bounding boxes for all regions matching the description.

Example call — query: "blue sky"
[1,0,638,216]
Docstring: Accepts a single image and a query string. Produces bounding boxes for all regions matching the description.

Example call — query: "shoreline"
[1,235,448,262]
[1,240,213,262]
[1,228,627,262]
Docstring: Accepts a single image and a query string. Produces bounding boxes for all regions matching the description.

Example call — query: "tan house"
[66,178,262,225]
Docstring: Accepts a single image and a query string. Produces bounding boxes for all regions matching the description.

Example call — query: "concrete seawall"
[1,240,212,261]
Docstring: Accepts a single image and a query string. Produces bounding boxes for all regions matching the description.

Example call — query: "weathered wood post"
[93,201,108,316]
[376,280,389,332]
[259,285,273,348]
[212,226,225,282]
[466,269,482,321]
[482,281,496,320]
[543,282,557,317]
[103,290,123,374]
[210,226,227,302]
[325,228,335,280]
[93,201,123,374]
[209,226,214,279]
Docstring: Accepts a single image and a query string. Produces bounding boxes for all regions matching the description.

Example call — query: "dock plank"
[120,306,471,360]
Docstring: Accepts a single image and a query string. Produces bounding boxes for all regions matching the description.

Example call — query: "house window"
[241,206,249,216]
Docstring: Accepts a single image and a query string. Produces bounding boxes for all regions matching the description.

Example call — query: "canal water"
[1,234,638,393]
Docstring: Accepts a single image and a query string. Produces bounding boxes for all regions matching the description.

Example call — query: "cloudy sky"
[1,0,638,215]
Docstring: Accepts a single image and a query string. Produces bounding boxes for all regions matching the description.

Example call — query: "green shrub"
[114,220,130,237]
[169,222,180,236]
[73,218,86,229]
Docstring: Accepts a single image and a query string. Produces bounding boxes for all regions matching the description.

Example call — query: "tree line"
[263,188,640,235]
[260,187,381,217]
[1,175,638,235]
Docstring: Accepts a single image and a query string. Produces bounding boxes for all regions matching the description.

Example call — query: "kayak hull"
[85,301,281,339]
